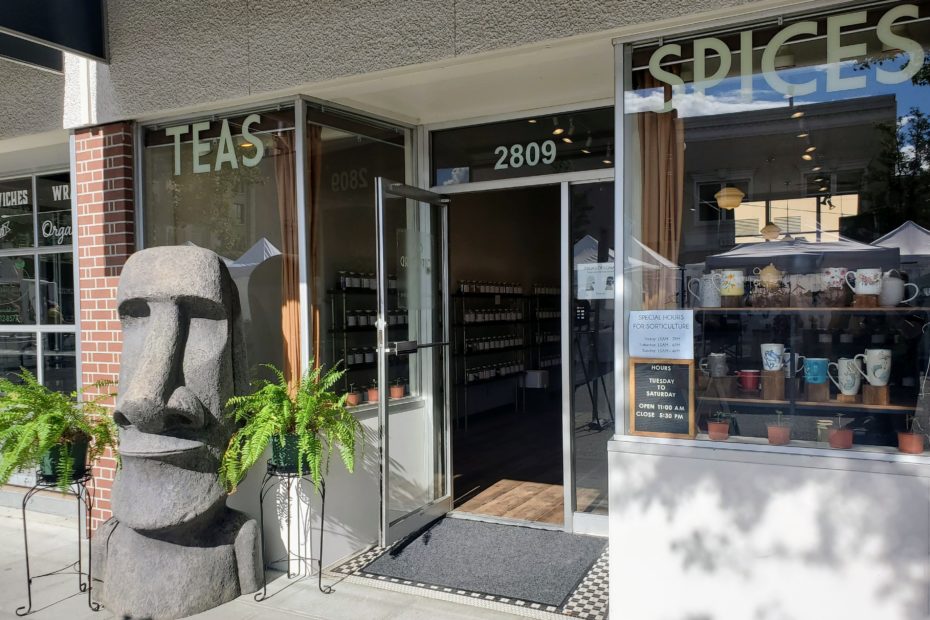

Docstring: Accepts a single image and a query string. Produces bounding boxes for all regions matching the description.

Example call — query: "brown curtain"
[306,125,323,367]
[637,74,685,309]
[274,132,301,388]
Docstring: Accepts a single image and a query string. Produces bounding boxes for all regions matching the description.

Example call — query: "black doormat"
[363,518,607,608]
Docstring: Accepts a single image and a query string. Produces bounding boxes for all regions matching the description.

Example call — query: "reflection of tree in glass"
[166,139,273,257]
[859,107,930,236]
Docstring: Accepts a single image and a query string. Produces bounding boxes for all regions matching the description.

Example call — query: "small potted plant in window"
[707,411,731,441]
[367,379,379,404]
[767,409,791,446]
[345,383,361,407]
[828,414,854,449]
[898,414,926,454]
[390,377,406,400]
[0,369,118,491]
[219,362,362,492]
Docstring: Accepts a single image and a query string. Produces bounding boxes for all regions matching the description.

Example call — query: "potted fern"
[219,362,362,492]
[0,369,118,491]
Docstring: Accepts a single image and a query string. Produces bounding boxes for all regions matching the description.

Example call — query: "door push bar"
[389,340,450,355]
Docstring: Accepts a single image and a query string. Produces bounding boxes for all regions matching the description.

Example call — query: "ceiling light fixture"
[805,146,817,153]
[553,127,565,136]
[802,153,813,161]
[819,186,829,192]
[791,111,805,119]
[812,166,822,172]
[528,119,537,124]
[797,132,809,138]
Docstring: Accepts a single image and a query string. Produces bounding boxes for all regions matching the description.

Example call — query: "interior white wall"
[608,438,930,620]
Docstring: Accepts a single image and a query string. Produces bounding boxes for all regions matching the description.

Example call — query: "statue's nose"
[115,304,201,433]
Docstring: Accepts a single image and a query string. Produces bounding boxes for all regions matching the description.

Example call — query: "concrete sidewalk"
[0,506,525,620]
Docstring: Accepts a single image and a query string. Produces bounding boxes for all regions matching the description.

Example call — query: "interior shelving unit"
[452,290,528,426]
[328,283,409,402]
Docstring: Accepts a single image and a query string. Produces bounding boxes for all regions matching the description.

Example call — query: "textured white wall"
[1,0,781,140]
[609,439,930,620]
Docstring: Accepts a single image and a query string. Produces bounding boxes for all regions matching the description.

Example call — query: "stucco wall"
[0,61,65,141]
[97,0,763,123]
[608,438,930,620]
[0,0,827,138]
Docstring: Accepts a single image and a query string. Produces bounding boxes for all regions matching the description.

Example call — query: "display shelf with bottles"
[529,284,561,370]
[452,281,531,425]
[327,270,407,402]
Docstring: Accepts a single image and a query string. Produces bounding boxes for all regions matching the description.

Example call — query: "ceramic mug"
[688,273,722,308]
[821,267,848,289]
[829,357,862,396]
[760,343,785,371]
[716,269,745,296]
[804,358,829,384]
[845,268,882,295]
[854,348,892,386]
[737,369,761,391]
[879,270,918,307]
[782,352,806,377]
[699,352,729,378]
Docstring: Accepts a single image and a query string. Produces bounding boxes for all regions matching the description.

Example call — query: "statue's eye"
[119,298,150,320]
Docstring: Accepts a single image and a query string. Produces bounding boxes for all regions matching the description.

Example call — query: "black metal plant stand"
[254,462,331,602]
[16,471,99,616]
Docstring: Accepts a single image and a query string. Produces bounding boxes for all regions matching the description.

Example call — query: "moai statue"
[94,246,261,619]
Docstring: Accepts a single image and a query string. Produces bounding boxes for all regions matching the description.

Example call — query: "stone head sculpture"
[95,246,260,619]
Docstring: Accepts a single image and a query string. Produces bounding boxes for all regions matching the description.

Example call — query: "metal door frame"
[375,177,453,546]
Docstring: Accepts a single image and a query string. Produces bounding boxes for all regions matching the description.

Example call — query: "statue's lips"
[119,427,205,457]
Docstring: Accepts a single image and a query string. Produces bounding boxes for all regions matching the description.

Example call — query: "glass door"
[375,178,452,545]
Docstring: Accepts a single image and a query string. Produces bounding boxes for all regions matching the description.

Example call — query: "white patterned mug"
[854,348,892,387]
[716,269,745,296]
[821,267,848,289]
[845,268,882,296]
[760,343,785,371]
[829,357,862,396]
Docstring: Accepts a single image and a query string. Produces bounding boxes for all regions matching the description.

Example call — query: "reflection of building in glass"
[679,95,893,261]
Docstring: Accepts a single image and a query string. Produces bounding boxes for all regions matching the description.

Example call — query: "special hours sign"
[628,310,695,438]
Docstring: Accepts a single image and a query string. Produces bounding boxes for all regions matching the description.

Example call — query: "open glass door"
[375,178,452,545]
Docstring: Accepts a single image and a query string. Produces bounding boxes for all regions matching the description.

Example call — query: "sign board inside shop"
[647,4,926,112]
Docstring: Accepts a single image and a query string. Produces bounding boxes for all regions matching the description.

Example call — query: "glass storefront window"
[0,177,34,249]
[306,106,407,400]
[623,2,930,453]
[571,182,614,515]
[142,109,296,377]
[36,172,72,247]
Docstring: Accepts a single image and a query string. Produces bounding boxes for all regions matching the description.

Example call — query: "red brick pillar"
[74,122,135,530]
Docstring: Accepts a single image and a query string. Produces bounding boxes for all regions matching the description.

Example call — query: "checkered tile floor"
[333,544,609,620]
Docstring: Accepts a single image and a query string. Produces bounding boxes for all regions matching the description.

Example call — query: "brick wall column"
[74,122,135,530]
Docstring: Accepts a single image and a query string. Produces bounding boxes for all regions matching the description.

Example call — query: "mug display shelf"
[694,306,929,315]
[697,394,915,414]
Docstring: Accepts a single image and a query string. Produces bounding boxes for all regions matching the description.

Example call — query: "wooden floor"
[457,478,603,524]
[452,395,565,524]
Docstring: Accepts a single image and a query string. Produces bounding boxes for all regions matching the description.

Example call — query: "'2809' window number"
[493,140,557,170]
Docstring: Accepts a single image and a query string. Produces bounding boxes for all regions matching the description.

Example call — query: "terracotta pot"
[767,424,790,446]
[707,420,730,441]
[828,428,853,449]
[367,387,379,403]
[898,431,925,454]
[390,385,405,399]
[346,392,361,407]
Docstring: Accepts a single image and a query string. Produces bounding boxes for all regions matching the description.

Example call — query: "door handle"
[389,340,450,355]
